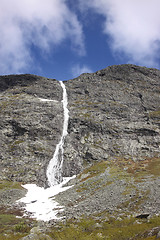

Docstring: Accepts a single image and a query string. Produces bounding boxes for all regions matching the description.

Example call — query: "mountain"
[63,64,160,177]
[0,64,160,239]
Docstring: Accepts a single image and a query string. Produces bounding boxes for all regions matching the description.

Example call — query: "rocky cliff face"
[0,65,160,187]
[0,74,63,187]
[63,64,160,177]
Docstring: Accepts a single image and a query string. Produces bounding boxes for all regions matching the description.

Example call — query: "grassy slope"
[0,181,34,240]
[0,157,160,239]
[48,157,160,240]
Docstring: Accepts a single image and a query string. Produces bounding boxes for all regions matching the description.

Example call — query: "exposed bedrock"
[0,74,63,187]
[0,64,160,187]
[62,64,160,177]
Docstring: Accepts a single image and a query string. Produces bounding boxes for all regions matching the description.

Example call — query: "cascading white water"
[17,81,75,221]
[47,81,69,186]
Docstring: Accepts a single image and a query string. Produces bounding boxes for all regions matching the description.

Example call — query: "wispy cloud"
[0,0,85,74]
[71,64,93,78]
[79,0,160,68]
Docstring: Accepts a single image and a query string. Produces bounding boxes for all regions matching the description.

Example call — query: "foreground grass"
[0,180,34,239]
[51,157,160,240]
[0,156,159,239]
[48,215,160,240]
[0,181,23,191]
[0,213,32,240]
[0,214,160,240]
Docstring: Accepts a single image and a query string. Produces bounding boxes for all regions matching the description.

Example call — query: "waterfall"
[17,80,75,221]
[47,81,69,186]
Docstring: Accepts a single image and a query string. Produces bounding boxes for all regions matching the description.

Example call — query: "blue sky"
[0,0,160,80]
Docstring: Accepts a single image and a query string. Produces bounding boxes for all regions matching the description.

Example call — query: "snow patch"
[38,98,58,102]
[18,176,75,221]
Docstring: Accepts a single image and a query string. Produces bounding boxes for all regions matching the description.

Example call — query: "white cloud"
[71,64,93,78]
[0,0,85,74]
[79,0,160,67]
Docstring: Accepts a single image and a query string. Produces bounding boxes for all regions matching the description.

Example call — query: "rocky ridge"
[63,64,160,177]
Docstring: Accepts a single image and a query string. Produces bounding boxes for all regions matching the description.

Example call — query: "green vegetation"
[2,212,157,240]
[48,215,160,240]
[76,161,109,193]
[116,157,160,179]
[75,156,160,222]
[149,110,160,119]
[0,181,33,240]
[0,180,32,239]
[76,156,160,197]
[14,222,29,233]
[80,112,92,119]
[79,160,108,180]
[0,181,23,190]
[0,214,32,240]
[0,156,159,239]
[9,140,24,152]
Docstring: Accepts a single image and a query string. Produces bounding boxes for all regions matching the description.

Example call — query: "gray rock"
[157,230,160,238]
[21,233,38,240]
[20,226,52,240]
[23,226,52,239]
[0,64,160,220]
[0,74,63,187]
[1,65,159,186]
[63,64,160,176]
